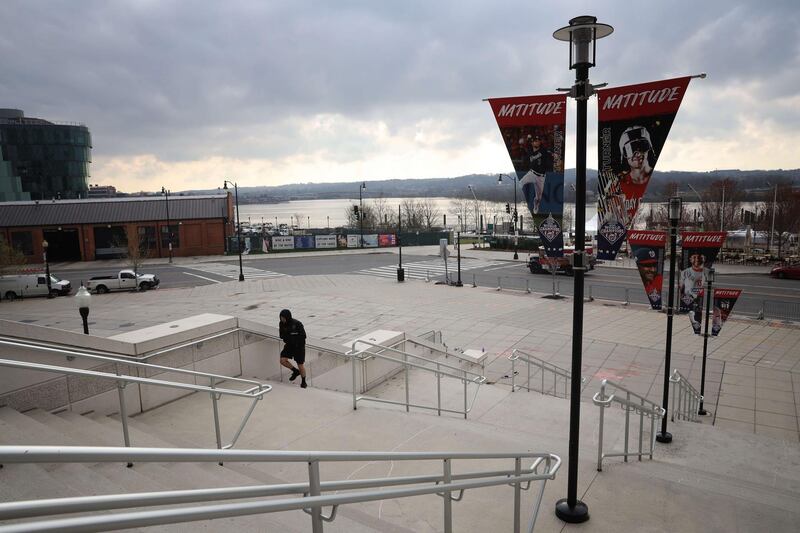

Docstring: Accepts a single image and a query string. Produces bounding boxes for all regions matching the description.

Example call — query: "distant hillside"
[184,168,799,203]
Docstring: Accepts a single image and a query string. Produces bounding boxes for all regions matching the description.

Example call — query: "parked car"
[0,273,72,300]
[770,263,800,280]
[528,247,596,276]
[86,270,159,294]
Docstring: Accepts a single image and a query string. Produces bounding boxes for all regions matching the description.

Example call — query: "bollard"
[496,277,502,291]
[526,279,531,293]
[757,301,764,320]
[624,288,630,306]
[587,285,594,302]
[472,273,477,288]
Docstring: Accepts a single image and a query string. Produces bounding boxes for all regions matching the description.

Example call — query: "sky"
[3,0,799,192]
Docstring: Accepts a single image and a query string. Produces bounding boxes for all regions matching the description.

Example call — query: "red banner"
[628,230,667,310]
[712,288,742,336]
[595,77,692,261]
[488,94,567,256]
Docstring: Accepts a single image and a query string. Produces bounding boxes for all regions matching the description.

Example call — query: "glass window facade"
[0,123,92,200]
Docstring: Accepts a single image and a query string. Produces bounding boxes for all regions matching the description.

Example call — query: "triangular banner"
[628,230,667,310]
[488,94,567,257]
[678,231,727,333]
[712,288,742,336]
[596,77,692,260]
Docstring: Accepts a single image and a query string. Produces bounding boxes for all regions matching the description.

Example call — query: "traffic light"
[513,211,518,222]
[505,203,510,214]
[353,205,359,219]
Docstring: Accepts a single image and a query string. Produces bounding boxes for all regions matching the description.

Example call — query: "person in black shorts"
[279,309,307,388]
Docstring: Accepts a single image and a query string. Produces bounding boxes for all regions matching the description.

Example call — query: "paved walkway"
[1,272,797,442]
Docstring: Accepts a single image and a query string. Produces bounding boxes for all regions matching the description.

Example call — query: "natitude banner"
[596,77,692,260]
[628,230,667,310]
[711,288,741,336]
[678,231,727,333]
[488,94,567,256]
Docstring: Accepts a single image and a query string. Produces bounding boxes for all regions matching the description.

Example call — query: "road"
[43,251,800,320]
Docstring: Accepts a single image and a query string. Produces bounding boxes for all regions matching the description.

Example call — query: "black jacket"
[279,318,307,358]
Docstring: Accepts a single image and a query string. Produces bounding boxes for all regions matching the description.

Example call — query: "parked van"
[0,274,72,301]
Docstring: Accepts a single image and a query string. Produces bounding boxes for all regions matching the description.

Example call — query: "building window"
[137,226,157,254]
[10,231,34,255]
[161,224,180,249]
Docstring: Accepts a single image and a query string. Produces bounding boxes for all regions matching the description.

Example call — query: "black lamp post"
[657,196,683,442]
[397,204,405,282]
[467,185,480,234]
[455,231,462,287]
[75,284,91,334]
[223,180,245,281]
[160,187,173,264]
[359,182,366,248]
[698,267,715,415]
[42,239,54,298]
[553,15,614,525]
[498,174,520,259]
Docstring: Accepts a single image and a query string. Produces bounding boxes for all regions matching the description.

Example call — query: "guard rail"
[669,370,703,422]
[508,349,585,398]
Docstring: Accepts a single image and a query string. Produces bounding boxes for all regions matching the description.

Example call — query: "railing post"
[308,460,324,533]
[588,284,594,301]
[114,363,133,468]
[757,300,764,320]
[497,276,502,291]
[352,355,358,411]
[210,377,223,464]
[624,391,630,462]
[463,377,468,419]
[649,406,656,459]
[597,382,606,472]
[526,279,531,294]
[472,273,477,287]
[511,357,516,392]
[513,457,522,533]
[404,352,410,413]
[638,397,644,461]
[443,459,453,533]
[437,362,442,416]
[670,374,676,422]
[624,288,630,306]
[540,360,544,394]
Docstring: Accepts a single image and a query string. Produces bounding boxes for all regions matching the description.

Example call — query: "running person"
[279,309,308,388]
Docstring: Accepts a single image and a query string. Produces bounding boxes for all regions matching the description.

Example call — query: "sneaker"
[289,368,300,382]
[300,379,307,389]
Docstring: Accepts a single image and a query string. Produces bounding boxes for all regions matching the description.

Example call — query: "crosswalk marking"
[186,262,288,280]
[354,258,508,281]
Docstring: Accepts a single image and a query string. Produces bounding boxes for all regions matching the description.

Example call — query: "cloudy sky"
[3,0,799,192]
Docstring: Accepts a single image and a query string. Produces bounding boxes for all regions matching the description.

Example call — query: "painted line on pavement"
[183,272,222,283]
[483,264,524,272]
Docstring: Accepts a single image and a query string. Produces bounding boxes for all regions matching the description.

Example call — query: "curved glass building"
[0,108,92,201]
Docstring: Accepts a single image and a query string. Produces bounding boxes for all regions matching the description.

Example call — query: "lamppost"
[397,204,405,282]
[467,185,480,234]
[359,182,366,248]
[498,174,519,259]
[657,196,683,443]
[223,180,245,281]
[75,284,91,334]
[42,239,54,298]
[161,187,173,264]
[767,181,778,255]
[687,184,705,230]
[327,216,330,230]
[553,15,613,524]
[698,267,715,415]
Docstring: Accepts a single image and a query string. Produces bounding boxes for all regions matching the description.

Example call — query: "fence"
[0,445,560,533]
[669,370,703,423]
[757,300,800,322]
[592,379,665,471]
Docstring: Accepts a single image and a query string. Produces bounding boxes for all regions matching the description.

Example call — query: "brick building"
[0,194,233,263]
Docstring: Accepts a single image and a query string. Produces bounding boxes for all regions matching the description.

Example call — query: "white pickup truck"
[86,270,160,294]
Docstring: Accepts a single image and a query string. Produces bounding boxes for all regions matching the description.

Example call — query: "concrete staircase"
[1,375,799,532]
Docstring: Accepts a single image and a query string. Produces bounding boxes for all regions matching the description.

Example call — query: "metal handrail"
[0,445,561,533]
[346,339,487,419]
[592,379,666,472]
[418,329,443,344]
[669,370,703,422]
[403,336,486,370]
[0,335,265,391]
[508,349,585,397]
[0,357,270,454]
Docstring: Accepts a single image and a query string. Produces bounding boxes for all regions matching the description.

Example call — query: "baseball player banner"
[487,94,567,256]
[678,231,727,333]
[628,230,667,310]
[711,288,741,336]
[596,77,692,260]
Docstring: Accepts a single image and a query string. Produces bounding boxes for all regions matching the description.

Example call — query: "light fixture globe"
[74,285,91,310]
[553,16,614,69]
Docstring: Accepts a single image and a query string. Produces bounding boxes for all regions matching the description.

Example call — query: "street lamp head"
[361,182,366,191]
[669,196,682,222]
[553,15,613,69]
[223,182,228,190]
[706,267,715,284]
[75,285,91,311]
[497,174,503,185]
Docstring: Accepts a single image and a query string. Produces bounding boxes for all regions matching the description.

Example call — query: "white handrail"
[0,357,270,454]
[669,369,703,422]
[346,339,486,419]
[592,379,665,472]
[0,445,560,533]
[508,349,585,397]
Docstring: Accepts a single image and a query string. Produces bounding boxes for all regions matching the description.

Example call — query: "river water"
[236,198,750,231]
